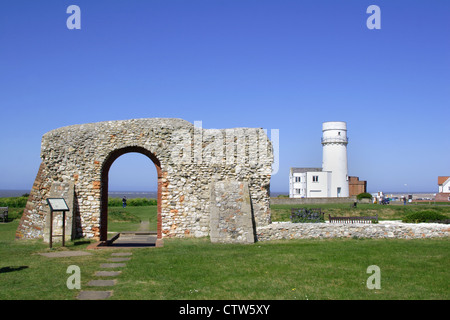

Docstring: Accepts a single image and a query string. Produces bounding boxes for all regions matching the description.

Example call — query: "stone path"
[77,252,133,300]
[38,251,92,258]
[138,220,150,231]
[109,220,157,247]
[39,221,155,300]
[110,233,157,247]
[87,220,159,249]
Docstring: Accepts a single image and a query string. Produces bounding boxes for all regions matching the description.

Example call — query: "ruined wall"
[257,221,450,240]
[16,118,273,242]
[210,181,255,244]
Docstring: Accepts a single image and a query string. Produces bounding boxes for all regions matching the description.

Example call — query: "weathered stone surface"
[77,290,112,300]
[87,280,117,287]
[95,271,122,277]
[43,181,76,243]
[100,263,126,268]
[107,257,131,262]
[110,252,132,256]
[16,118,274,244]
[256,221,450,241]
[210,180,255,244]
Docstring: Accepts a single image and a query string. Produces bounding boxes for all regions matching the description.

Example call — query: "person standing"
[122,196,127,208]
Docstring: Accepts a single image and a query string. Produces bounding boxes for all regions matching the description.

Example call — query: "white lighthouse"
[321,121,349,197]
[289,121,358,199]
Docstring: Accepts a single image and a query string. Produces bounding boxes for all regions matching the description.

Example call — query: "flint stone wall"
[270,197,357,205]
[16,118,273,242]
[210,180,255,244]
[256,221,450,240]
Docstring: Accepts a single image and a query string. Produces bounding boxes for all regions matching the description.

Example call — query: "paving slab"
[77,290,113,300]
[38,251,92,258]
[87,280,117,287]
[111,252,133,256]
[95,271,122,277]
[108,234,157,247]
[107,257,131,262]
[100,263,126,268]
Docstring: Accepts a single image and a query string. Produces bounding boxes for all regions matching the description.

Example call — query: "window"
[312,175,319,182]
[295,176,301,183]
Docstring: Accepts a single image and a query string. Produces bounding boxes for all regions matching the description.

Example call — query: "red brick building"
[348,176,367,197]
[436,176,450,202]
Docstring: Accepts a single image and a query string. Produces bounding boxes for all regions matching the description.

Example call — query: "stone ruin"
[16,118,274,245]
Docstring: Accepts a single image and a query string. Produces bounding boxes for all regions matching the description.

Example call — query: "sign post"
[46,198,69,248]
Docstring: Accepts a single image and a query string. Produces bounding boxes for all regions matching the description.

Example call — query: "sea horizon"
[0,189,437,198]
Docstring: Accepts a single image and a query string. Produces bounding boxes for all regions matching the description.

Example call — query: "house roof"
[290,167,322,174]
[438,176,450,185]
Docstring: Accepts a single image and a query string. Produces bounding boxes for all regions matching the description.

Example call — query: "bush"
[0,196,28,208]
[402,210,449,223]
[357,193,373,200]
[290,208,325,223]
[0,196,158,208]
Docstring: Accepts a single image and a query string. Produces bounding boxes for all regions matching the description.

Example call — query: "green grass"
[111,237,450,300]
[108,205,158,232]
[0,202,449,300]
[270,203,450,222]
[0,220,111,300]
[108,197,157,207]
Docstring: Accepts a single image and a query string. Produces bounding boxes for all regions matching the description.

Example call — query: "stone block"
[210,180,255,244]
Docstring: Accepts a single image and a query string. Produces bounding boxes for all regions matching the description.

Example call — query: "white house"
[436,176,450,202]
[289,121,349,198]
[438,176,450,193]
[289,168,331,198]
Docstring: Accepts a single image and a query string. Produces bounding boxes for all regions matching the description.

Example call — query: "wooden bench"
[328,214,378,224]
[0,207,8,223]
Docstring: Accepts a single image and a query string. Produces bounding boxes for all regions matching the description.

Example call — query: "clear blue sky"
[0,0,449,193]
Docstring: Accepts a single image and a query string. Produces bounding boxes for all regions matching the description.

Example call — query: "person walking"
[122,196,127,208]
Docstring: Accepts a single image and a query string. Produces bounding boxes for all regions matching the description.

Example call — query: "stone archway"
[16,118,274,244]
[100,146,162,243]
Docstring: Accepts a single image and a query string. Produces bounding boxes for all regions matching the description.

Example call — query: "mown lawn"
[270,202,450,222]
[113,236,449,300]
[108,205,158,232]
[0,204,449,300]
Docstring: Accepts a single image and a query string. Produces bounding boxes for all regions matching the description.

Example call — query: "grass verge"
[270,203,450,222]
[0,204,448,300]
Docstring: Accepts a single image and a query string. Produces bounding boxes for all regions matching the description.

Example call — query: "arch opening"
[100,146,162,242]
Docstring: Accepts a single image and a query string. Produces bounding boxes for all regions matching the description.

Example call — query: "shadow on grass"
[73,240,92,246]
[0,266,29,274]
